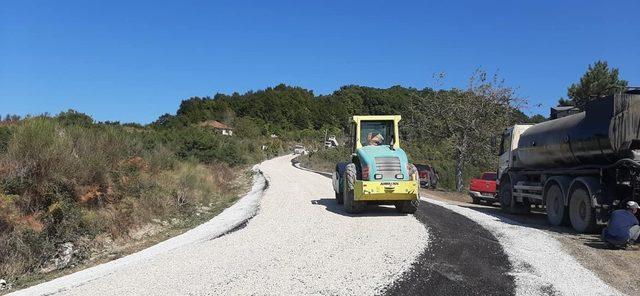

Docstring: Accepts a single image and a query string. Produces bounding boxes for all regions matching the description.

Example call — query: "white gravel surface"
[14,155,428,296]
[424,197,621,296]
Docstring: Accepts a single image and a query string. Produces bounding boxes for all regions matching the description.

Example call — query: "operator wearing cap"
[602,200,640,248]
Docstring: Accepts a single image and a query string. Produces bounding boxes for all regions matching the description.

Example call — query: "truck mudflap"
[354,180,420,201]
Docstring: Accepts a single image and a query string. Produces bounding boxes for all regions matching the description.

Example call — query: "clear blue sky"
[1,0,638,124]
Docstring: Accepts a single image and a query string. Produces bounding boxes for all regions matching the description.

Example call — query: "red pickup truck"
[468,172,497,204]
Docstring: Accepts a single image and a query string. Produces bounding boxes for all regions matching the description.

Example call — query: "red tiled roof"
[198,120,233,130]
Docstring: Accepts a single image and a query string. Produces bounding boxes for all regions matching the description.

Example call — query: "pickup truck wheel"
[569,187,597,233]
[395,200,418,214]
[343,163,364,214]
[545,184,569,226]
[469,193,481,204]
[499,181,513,213]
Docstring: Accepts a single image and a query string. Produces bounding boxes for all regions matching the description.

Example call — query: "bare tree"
[412,69,524,191]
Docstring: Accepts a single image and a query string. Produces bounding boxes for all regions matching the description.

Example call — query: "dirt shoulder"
[422,188,640,296]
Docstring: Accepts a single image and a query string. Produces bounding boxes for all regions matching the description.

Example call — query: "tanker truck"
[497,88,640,233]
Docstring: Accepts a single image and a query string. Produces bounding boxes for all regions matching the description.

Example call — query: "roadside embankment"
[8,165,268,296]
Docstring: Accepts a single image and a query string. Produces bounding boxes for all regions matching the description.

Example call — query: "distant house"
[198,120,234,136]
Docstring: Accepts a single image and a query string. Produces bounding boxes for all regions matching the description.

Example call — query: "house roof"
[198,120,233,130]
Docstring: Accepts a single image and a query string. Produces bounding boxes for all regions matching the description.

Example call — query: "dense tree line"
[156,83,543,135]
[152,72,545,190]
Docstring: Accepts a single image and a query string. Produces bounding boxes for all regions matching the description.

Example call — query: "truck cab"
[497,124,531,182]
[332,115,419,214]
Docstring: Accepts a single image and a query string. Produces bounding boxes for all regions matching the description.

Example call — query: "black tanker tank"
[516,91,640,169]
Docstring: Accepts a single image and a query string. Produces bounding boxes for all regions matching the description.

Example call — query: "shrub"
[297,147,351,173]
[0,126,11,153]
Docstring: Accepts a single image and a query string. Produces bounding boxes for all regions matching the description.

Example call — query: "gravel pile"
[14,155,428,296]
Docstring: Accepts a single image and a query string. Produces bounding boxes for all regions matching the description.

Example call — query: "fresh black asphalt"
[381,200,516,296]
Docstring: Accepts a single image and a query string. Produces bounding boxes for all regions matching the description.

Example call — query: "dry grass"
[0,118,247,286]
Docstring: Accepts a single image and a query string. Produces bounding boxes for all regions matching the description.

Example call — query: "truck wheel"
[343,163,364,214]
[545,184,570,226]
[395,200,419,214]
[499,180,530,214]
[470,193,480,204]
[335,190,343,204]
[499,180,513,213]
[569,187,597,233]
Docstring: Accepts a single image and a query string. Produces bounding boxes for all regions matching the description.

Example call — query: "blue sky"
[1,0,638,124]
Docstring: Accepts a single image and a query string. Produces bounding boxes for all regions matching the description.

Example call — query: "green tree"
[560,60,628,109]
[527,114,546,123]
[406,70,521,191]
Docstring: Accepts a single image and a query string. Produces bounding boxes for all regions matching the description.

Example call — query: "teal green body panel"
[356,145,410,181]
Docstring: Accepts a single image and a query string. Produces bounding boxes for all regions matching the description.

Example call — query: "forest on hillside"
[154,72,545,190]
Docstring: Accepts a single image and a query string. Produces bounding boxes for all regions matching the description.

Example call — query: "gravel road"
[12,154,621,296]
[12,155,428,295]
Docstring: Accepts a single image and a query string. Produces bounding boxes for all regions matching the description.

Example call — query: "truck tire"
[395,200,419,214]
[499,180,530,214]
[545,184,570,226]
[569,187,597,233]
[499,180,513,213]
[335,190,343,204]
[343,163,364,214]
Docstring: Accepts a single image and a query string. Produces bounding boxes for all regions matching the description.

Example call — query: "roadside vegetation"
[0,111,288,288]
[296,147,351,173]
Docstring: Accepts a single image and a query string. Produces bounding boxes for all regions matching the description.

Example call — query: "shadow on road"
[582,236,614,250]
[310,198,408,217]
